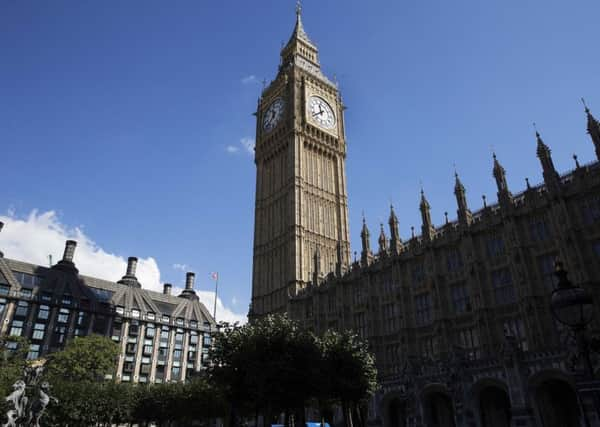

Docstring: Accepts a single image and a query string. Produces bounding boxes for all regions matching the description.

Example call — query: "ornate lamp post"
[550,262,595,375]
[550,261,598,425]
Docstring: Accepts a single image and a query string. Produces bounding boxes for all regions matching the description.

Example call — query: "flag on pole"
[210,272,218,281]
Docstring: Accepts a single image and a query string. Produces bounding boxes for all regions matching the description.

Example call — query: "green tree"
[320,330,378,427]
[44,334,119,383]
[209,315,322,426]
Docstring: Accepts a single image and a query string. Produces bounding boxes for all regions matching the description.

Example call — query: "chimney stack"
[126,257,138,277]
[63,240,77,263]
[185,272,195,290]
[163,283,172,295]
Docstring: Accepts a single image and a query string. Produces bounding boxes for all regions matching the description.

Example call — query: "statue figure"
[2,364,57,427]
[27,382,58,427]
[3,380,27,427]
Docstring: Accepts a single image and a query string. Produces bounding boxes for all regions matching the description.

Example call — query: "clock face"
[308,96,336,129]
[262,98,285,132]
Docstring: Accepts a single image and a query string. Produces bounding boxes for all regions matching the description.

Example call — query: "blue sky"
[1,1,599,321]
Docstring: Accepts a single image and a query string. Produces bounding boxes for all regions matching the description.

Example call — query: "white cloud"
[0,210,247,325]
[241,75,257,84]
[172,263,188,272]
[240,137,255,154]
[226,145,239,154]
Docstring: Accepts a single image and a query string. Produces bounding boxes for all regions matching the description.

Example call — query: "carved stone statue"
[2,364,57,427]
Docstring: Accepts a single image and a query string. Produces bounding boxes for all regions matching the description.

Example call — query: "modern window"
[37,305,50,320]
[32,323,46,340]
[203,335,211,347]
[27,344,40,360]
[53,325,67,345]
[162,315,170,323]
[146,324,155,338]
[129,321,139,336]
[92,315,108,335]
[131,309,140,318]
[189,320,197,328]
[111,321,122,342]
[40,292,52,302]
[174,333,184,350]
[176,317,184,326]
[20,288,33,298]
[14,272,41,287]
[415,293,432,326]
[491,268,516,305]
[171,366,181,380]
[0,297,7,316]
[57,308,69,323]
[451,284,471,314]
[61,294,72,306]
[0,285,9,295]
[15,301,29,317]
[9,320,24,336]
[147,312,155,321]
[116,306,125,315]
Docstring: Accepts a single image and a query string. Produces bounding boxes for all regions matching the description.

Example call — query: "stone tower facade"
[250,6,351,317]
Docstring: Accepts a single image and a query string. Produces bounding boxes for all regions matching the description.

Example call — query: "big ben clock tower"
[250,4,351,317]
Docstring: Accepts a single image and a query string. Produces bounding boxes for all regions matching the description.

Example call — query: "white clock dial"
[262,98,285,132]
[308,96,336,129]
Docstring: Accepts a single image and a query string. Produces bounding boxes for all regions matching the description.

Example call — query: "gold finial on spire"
[296,0,302,17]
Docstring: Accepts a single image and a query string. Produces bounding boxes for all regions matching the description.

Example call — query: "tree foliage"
[44,334,119,383]
[209,315,378,427]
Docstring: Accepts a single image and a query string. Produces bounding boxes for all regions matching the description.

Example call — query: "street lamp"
[550,261,598,426]
[551,261,594,327]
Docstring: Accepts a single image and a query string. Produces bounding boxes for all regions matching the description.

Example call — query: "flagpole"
[212,273,218,322]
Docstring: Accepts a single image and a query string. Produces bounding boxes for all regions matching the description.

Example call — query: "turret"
[388,204,402,255]
[420,189,435,242]
[360,215,373,266]
[493,153,512,209]
[583,99,600,160]
[454,172,472,227]
[378,223,388,255]
[535,129,561,194]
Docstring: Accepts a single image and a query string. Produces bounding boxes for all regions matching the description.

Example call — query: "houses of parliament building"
[250,6,600,427]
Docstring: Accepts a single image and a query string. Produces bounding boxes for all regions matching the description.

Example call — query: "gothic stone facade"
[251,8,600,427]
[0,238,216,384]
